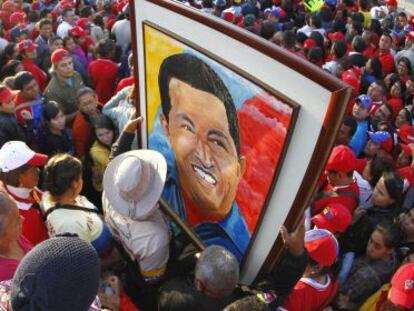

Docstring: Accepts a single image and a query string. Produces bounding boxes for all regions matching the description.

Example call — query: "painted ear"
[238,156,247,177]
[160,113,170,137]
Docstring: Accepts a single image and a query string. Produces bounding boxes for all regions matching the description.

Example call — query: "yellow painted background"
[144,25,185,132]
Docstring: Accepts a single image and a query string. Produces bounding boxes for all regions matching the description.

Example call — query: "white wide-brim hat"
[103,149,167,220]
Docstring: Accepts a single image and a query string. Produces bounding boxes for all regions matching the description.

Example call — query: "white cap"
[0,141,48,173]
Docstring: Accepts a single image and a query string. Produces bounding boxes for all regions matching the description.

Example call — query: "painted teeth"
[193,165,216,185]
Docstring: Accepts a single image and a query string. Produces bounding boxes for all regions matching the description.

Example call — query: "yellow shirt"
[359,283,390,311]
[89,141,110,192]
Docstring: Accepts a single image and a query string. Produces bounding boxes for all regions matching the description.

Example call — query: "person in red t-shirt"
[88,38,119,105]
[313,145,360,215]
[282,229,339,311]
[72,87,101,159]
[18,39,48,92]
[0,141,49,246]
[378,32,395,76]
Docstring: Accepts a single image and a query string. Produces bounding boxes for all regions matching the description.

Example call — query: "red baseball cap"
[18,39,37,53]
[60,0,76,9]
[325,145,356,173]
[407,31,414,42]
[77,17,90,29]
[398,166,414,187]
[311,203,352,233]
[390,263,414,309]
[398,124,414,145]
[305,229,339,267]
[328,31,345,42]
[9,11,25,26]
[304,38,316,49]
[401,144,412,156]
[0,87,15,104]
[51,48,71,65]
[69,26,89,38]
[222,11,234,22]
[0,141,48,172]
[385,0,397,6]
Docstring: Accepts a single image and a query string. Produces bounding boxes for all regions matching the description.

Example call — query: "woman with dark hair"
[337,222,400,309]
[38,101,74,156]
[340,171,404,256]
[89,115,117,192]
[0,60,24,81]
[395,107,413,129]
[41,153,113,258]
[0,43,18,69]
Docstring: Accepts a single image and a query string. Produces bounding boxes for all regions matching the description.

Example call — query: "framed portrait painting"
[128,0,352,284]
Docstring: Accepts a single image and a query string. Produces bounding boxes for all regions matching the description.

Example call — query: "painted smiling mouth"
[192,164,217,186]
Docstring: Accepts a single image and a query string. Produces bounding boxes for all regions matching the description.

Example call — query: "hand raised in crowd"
[124,115,144,134]
[303,0,325,13]
[280,214,305,257]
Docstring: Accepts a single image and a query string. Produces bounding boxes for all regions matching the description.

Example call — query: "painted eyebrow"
[176,113,195,128]
[208,129,228,141]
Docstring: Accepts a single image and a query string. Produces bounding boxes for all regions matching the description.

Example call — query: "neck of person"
[0,239,23,259]
[52,192,77,206]
[56,72,72,82]
[6,185,32,199]
[49,125,62,136]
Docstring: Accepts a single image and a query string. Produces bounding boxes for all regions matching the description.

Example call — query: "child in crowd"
[90,115,116,192]
[0,141,48,246]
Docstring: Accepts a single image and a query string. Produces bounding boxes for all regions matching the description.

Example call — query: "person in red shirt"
[282,229,339,311]
[72,87,101,159]
[88,38,119,105]
[0,141,48,246]
[378,32,396,76]
[314,145,360,215]
[18,39,48,92]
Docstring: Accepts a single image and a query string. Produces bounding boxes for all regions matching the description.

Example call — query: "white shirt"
[103,196,170,279]
[111,19,131,53]
[57,21,73,38]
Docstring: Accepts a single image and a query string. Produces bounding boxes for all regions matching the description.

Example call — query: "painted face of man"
[161,78,246,220]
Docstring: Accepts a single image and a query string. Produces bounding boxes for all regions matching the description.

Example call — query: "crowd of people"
[2,0,414,310]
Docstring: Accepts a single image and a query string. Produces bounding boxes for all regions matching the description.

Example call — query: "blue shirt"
[160,147,251,262]
[349,120,369,157]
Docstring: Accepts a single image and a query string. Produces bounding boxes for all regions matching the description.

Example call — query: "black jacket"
[0,112,32,147]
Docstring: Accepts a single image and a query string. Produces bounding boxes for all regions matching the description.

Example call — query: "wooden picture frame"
[128,0,352,284]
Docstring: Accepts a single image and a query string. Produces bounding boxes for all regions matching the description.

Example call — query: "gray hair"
[195,245,239,298]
